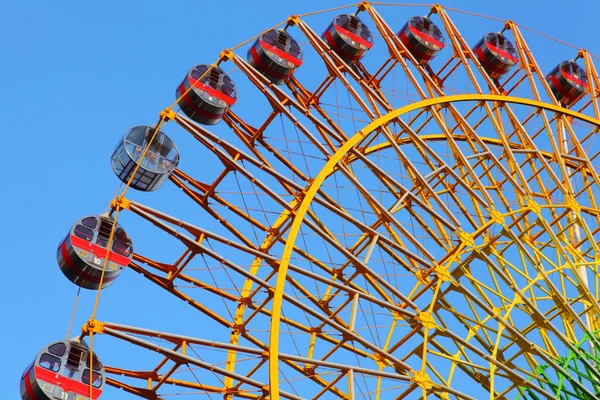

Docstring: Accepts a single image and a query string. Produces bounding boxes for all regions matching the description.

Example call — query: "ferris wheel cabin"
[176,64,237,125]
[20,340,105,400]
[546,60,588,106]
[248,29,303,85]
[57,215,133,290]
[322,14,374,64]
[398,16,445,63]
[473,33,518,79]
[110,126,179,191]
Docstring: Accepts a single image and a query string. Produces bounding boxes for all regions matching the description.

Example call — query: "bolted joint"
[261,386,270,397]
[239,296,253,306]
[358,1,370,12]
[318,299,331,309]
[159,107,177,122]
[111,195,131,211]
[82,319,104,335]
[417,312,437,330]
[411,370,433,390]
[220,49,235,61]
[288,15,300,26]
[267,227,280,238]
[415,269,430,285]
[373,352,388,368]
[232,324,246,335]
[332,268,344,278]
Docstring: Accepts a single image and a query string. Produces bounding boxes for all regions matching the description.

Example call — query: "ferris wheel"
[20,2,600,399]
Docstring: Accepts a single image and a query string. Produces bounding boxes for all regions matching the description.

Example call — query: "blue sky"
[3,0,600,398]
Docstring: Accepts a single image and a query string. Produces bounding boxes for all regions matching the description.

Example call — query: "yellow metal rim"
[268,93,600,398]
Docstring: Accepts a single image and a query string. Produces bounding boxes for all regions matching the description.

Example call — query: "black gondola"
[21,339,105,400]
[546,60,588,106]
[398,16,444,63]
[110,126,179,192]
[321,14,374,64]
[57,214,133,290]
[176,64,237,125]
[247,29,303,85]
[473,32,518,79]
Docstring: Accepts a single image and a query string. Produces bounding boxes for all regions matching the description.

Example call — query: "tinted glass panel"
[336,15,349,27]
[81,217,97,229]
[194,65,208,75]
[289,40,302,59]
[221,76,236,97]
[115,228,128,243]
[113,240,132,257]
[360,25,373,42]
[262,30,276,45]
[86,353,102,371]
[222,85,234,97]
[82,369,103,387]
[289,47,301,59]
[191,65,210,83]
[126,126,147,146]
[433,26,444,42]
[64,366,77,379]
[39,353,61,372]
[74,225,94,241]
[264,29,277,39]
[48,342,66,357]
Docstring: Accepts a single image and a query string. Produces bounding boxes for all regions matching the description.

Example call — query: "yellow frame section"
[268,94,600,398]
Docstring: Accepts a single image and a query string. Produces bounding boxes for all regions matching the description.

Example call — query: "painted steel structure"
[27,2,600,399]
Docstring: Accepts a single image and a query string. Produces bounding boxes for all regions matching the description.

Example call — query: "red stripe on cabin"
[259,39,303,66]
[485,43,518,64]
[60,241,119,284]
[408,25,444,49]
[561,71,588,89]
[187,78,236,106]
[399,31,436,62]
[333,24,373,49]
[550,75,577,102]
[325,29,363,62]
[35,366,102,399]
[177,84,225,120]
[250,46,292,80]
[475,47,511,76]
[24,370,38,400]
[60,239,79,271]
[70,235,130,265]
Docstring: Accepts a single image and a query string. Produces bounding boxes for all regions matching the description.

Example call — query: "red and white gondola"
[176,64,237,125]
[321,14,374,64]
[473,32,518,79]
[398,16,444,63]
[247,29,303,85]
[546,60,588,106]
[20,340,105,400]
[57,214,133,290]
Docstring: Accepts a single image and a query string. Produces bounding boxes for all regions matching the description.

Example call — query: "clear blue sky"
[2,0,599,398]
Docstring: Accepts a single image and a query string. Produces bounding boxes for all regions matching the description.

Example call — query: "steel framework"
[63,2,600,399]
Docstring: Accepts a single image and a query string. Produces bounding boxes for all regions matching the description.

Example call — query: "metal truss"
[78,3,600,399]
